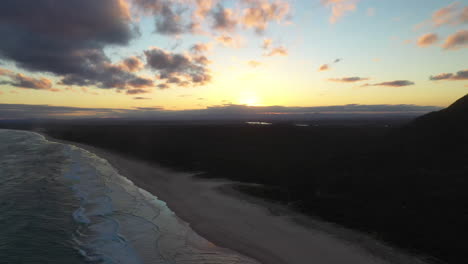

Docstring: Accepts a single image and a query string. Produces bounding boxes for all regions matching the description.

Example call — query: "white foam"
[59,142,259,264]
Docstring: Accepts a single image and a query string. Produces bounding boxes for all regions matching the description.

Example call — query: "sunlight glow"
[238,93,261,106]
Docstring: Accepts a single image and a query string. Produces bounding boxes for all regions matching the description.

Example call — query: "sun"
[238,93,261,106]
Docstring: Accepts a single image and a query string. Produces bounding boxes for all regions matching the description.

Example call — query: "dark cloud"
[430,69,468,81]
[145,48,211,87]
[211,4,238,31]
[0,103,442,120]
[362,80,415,87]
[155,4,189,35]
[157,83,170,89]
[328,77,369,83]
[119,56,144,72]
[133,97,152,100]
[443,30,468,50]
[128,77,154,88]
[0,0,141,89]
[131,0,193,35]
[126,88,150,95]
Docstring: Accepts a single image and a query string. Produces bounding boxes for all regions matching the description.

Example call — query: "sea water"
[0,130,258,264]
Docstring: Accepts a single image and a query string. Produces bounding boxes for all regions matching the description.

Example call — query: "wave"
[53,134,258,263]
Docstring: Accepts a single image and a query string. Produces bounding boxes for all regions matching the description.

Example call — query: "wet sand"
[43,134,427,264]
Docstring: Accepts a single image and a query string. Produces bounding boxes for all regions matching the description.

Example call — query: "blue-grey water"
[0,130,258,264]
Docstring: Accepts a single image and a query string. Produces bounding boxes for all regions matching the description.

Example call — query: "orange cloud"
[265,46,288,57]
[118,56,144,72]
[417,33,439,47]
[432,2,467,27]
[216,34,244,48]
[322,0,359,24]
[443,30,468,50]
[415,2,468,30]
[0,69,55,91]
[262,38,272,50]
[194,0,219,20]
[248,60,262,67]
[241,0,290,33]
[318,64,330,71]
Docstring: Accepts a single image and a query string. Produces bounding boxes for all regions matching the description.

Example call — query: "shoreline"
[40,131,428,264]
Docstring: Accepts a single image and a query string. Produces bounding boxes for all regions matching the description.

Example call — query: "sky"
[0,0,467,119]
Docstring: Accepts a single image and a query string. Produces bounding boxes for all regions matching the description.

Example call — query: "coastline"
[40,132,428,264]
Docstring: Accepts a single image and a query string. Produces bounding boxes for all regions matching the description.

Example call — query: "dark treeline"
[1,94,467,264]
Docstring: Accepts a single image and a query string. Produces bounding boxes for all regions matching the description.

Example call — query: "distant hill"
[399,94,468,161]
[411,94,468,131]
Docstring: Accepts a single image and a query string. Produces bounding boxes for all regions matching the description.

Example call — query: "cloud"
[248,60,262,67]
[417,33,439,47]
[118,56,144,72]
[132,0,195,35]
[262,38,273,50]
[0,103,442,120]
[362,80,415,87]
[144,48,211,87]
[126,88,150,95]
[241,0,290,33]
[194,0,219,20]
[215,34,244,48]
[443,30,468,50]
[127,77,154,88]
[321,0,359,24]
[132,0,291,36]
[415,2,468,30]
[0,68,55,91]
[430,69,468,81]
[265,46,288,57]
[366,8,375,17]
[432,2,467,27]
[211,4,238,32]
[318,64,330,72]
[133,97,152,100]
[79,87,99,95]
[190,43,212,54]
[328,77,369,83]
[0,0,143,91]
[318,58,342,71]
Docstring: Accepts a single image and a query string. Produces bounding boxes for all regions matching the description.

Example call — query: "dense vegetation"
[2,94,467,264]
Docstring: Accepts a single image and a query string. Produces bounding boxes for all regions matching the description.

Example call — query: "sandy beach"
[43,134,428,264]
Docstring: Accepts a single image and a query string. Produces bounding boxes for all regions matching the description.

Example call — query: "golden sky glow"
[0,0,467,116]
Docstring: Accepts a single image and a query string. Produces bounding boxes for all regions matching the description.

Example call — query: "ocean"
[0,130,258,264]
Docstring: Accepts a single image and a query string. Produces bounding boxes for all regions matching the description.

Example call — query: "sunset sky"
[0,0,467,118]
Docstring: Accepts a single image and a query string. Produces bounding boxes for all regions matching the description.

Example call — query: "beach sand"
[43,134,428,264]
